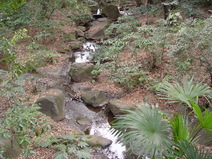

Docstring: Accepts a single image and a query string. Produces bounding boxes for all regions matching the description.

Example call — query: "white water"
[90,118,126,159]
[74,42,97,63]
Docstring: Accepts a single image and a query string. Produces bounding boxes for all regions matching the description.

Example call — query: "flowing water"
[74,42,97,63]
[70,41,127,159]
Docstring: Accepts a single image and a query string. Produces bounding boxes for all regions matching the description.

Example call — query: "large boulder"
[0,137,22,158]
[69,63,94,82]
[87,135,112,148]
[102,4,120,21]
[86,18,110,40]
[35,89,65,121]
[81,90,108,107]
[108,99,134,115]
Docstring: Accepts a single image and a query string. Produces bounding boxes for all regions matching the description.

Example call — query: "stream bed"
[65,41,127,159]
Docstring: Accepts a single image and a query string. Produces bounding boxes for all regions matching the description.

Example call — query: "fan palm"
[158,76,211,107]
[167,140,212,159]
[112,103,172,158]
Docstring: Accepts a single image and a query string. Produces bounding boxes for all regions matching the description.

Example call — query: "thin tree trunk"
[161,0,169,20]
[135,0,142,7]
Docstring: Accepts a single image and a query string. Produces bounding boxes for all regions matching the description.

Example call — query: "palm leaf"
[167,140,212,159]
[191,101,212,134]
[170,114,191,142]
[112,103,172,158]
[158,76,211,107]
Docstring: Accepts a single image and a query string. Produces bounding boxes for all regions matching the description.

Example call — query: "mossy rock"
[0,137,22,159]
[102,4,120,21]
[81,90,108,107]
[35,89,65,121]
[69,63,95,82]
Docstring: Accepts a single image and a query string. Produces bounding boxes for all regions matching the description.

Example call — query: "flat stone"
[81,90,108,107]
[108,99,134,115]
[71,83,92,92]
[76,116,92,126]
[87,135,112,148]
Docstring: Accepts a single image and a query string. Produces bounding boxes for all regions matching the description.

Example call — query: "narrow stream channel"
[70,41,127,159]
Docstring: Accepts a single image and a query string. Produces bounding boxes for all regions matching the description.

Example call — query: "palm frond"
[158,76,211,107]
[170,114,191,142]
[167,140,212,159]
[112,103,172,158]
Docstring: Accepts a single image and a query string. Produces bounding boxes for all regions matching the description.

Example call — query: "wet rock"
[87,135,112,148]
[77,26,87,32]
[90,4,99,14]
[76,116,92,126]
[86,18,110,40]
[81,90,108,107]
[76,30,85,37]
[35,89,65,121]
[102,4,120,21]
[71,83,92,92]
[69,41,83,50]
[108,99,134,115]
[0,137,22,158]
[69,63,94,82]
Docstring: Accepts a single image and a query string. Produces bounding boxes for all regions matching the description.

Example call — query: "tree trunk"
[147,0,154,4]
[135,0,142,7]
[161,0,169,20]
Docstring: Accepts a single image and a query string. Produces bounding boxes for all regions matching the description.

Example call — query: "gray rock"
[69,63,94,82]
[76,30,85,37]
[0,137,22,158]
[81,90,108,107]
[87,135,112,148]
[108,99,134,115]
[102,4,120,21]
[69,41,83,50]
[35,89,65,121]
[76,116,92,126]
[71,83,92,92]
[85,18,110,40]
[77,26,87,32]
